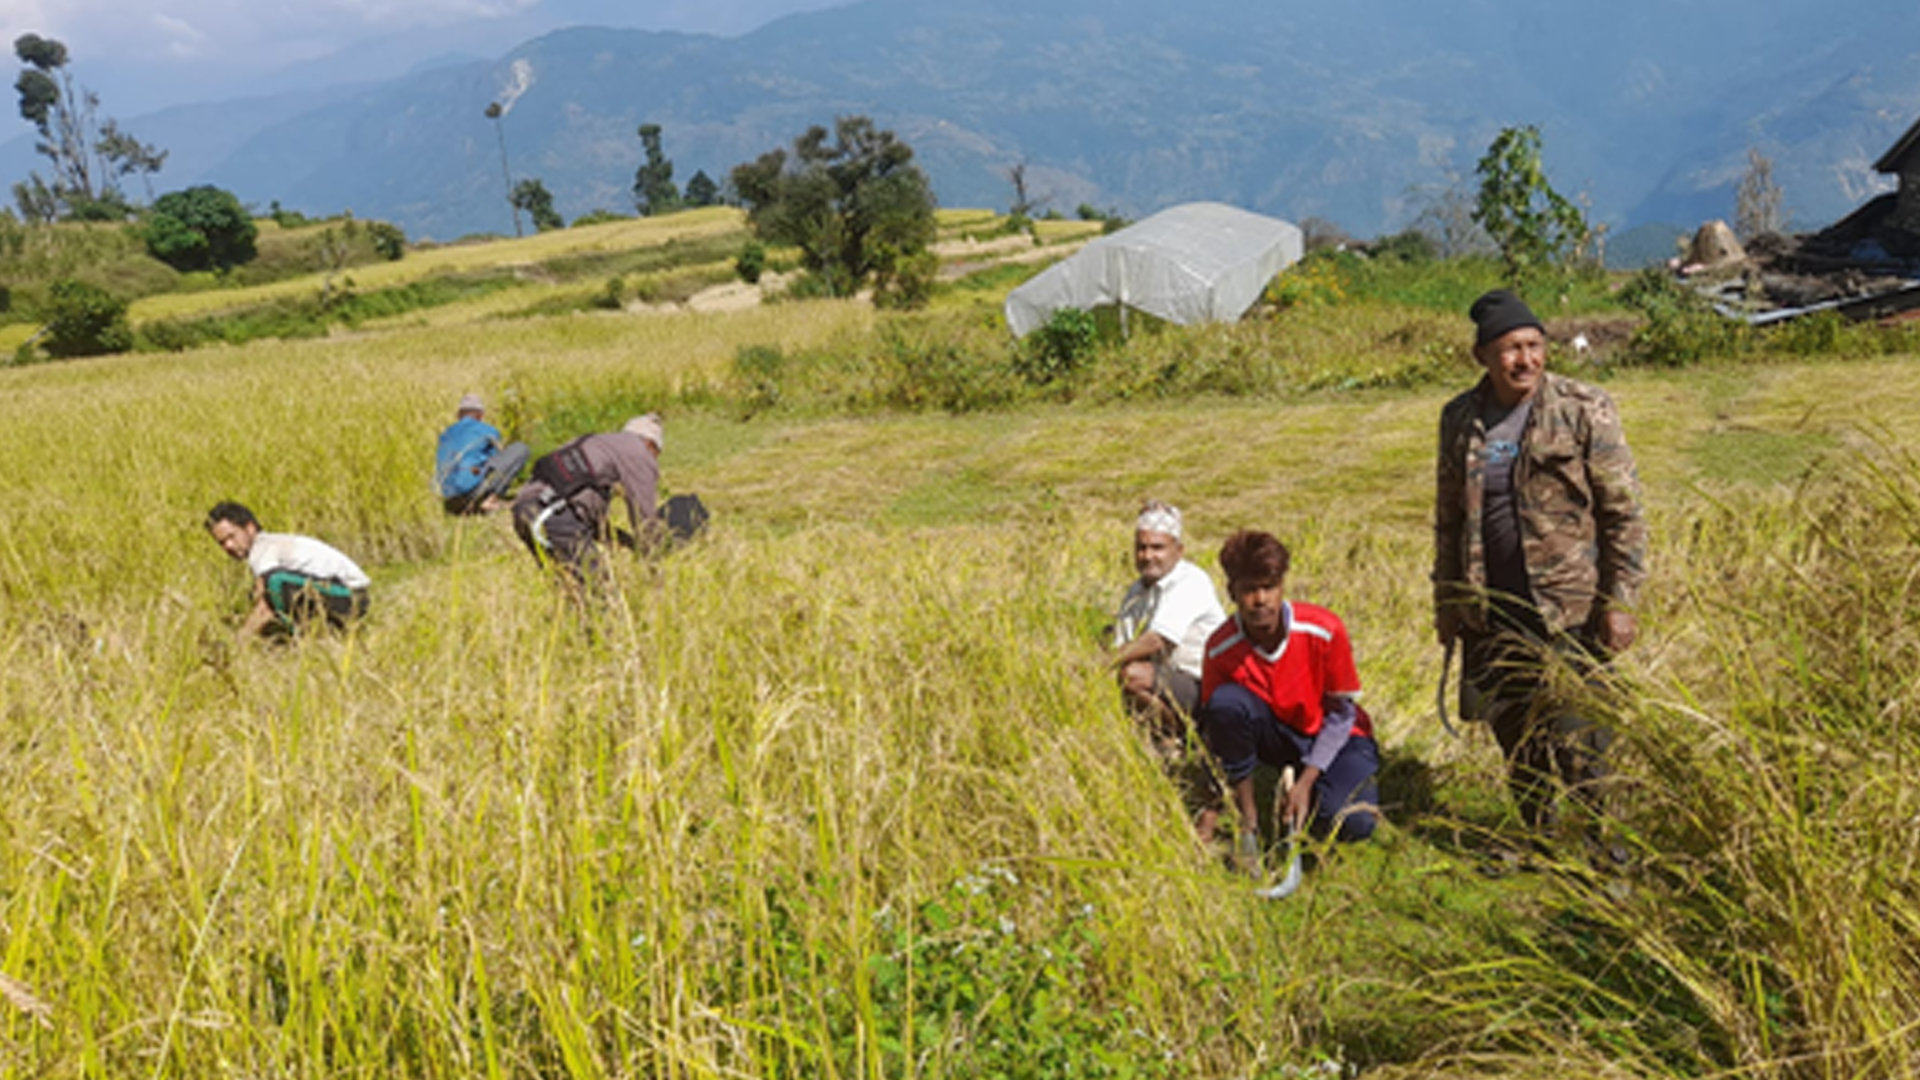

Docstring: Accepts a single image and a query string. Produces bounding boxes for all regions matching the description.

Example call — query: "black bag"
[531,437,598,499]
[661,493,710,545]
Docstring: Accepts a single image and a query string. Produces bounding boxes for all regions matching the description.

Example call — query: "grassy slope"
[2,228,1917,1076]
[125,208,753,323]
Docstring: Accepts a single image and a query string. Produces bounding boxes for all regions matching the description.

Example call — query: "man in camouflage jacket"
[1433,289,1648,835]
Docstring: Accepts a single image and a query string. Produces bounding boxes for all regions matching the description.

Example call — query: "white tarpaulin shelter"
[1004,202,1304,337]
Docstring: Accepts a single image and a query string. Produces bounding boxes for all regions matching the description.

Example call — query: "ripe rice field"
[2,247,1918,1077]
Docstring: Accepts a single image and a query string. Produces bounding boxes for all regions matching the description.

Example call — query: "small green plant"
[732,343,786,415]
[594,275,626,310]
[881,318,1018,412]
[735,240,766,285]
[1618,268,1743,366]
[856,866,1172,1078]
[872,247,937,311]
[1266,253,1351,309]
[1371,229,1438,264]
[1015,306,1098,386]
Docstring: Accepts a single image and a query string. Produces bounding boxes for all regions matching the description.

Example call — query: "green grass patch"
[136,271,523,350]
[535,228,753,282]
[1691,426,1838,485]
[885,466,1005,526]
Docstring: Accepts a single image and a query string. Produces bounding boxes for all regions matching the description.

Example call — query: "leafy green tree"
[145,185,258,271]
[683,169,720,208]
[1473,125,1588,284]
[730,115,937,304]
[41,278,131,358]
[633,123,680,216]
[510,179,564,231]
[366,221,406,261]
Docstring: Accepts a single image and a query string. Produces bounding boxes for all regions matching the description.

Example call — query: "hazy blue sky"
[0,0,846,114]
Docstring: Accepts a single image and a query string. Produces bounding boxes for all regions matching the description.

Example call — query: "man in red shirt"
[1200,530,1380,856]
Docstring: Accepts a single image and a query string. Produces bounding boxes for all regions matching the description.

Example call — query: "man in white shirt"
[1110,500,1229,838]
[206,501,371,639]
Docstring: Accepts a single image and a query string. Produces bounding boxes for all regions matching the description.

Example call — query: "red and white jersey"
[1201,601,1372,739]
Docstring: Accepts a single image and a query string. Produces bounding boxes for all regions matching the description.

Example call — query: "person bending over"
[434,392,531,515]
[511,414,663,592]
[206,501,371,639]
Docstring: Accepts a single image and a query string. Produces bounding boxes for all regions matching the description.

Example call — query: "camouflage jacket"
[1432,371,1648,635]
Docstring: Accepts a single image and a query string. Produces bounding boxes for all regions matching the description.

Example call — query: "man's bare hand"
[1284,766,1322,833]
[1599,609,1637,654]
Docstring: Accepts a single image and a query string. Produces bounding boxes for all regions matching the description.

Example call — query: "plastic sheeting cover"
[1004,202,1304,337]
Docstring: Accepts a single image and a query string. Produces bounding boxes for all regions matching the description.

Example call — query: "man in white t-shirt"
[206,501,371,638]
[1110,500,1229,837]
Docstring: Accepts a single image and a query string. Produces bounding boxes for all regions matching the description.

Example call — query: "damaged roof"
[1873,115,1920,174]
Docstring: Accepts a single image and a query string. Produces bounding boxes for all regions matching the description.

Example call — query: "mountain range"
[7,0,1920,245]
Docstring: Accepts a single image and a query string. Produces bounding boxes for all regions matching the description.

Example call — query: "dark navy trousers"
[1201,682,1380,841]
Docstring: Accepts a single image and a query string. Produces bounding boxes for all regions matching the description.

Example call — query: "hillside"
[9,0,1916,243]
[2,217,1920,1075]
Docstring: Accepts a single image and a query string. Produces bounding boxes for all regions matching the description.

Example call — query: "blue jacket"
[435,417,502,497]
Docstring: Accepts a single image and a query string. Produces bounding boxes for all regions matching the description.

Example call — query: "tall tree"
[730,115,937,304]
[484,101,523,238]
[633,123,680,216]
[1005,160,1043,220]
[1472,125,1588,284]
[510,178,564,232]
[11,33,161,216]
[683,169,720,208]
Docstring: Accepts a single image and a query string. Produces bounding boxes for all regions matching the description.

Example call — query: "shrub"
[143,211,210,272]
[736,241,767,285]
[593,276,626,311]
[42,278,132,357]
[1267,254,1351,309]
[1371,229,1438,264]
[878,318,1018,413]
[146,186,258,271]
[1014,307,1098,386]
[570,209,632,228]
[366,221,406,261]
[268,201,311,228]
[732,343,787,415]
[871,247,937,311]
[1618,268,1743,366]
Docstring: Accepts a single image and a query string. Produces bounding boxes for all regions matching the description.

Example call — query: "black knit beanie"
[1469,289,1544,347]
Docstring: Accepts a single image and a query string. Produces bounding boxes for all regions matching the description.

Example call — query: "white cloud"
[0,0,841,113]
[150,13,212,60]
[1,0,540,69]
